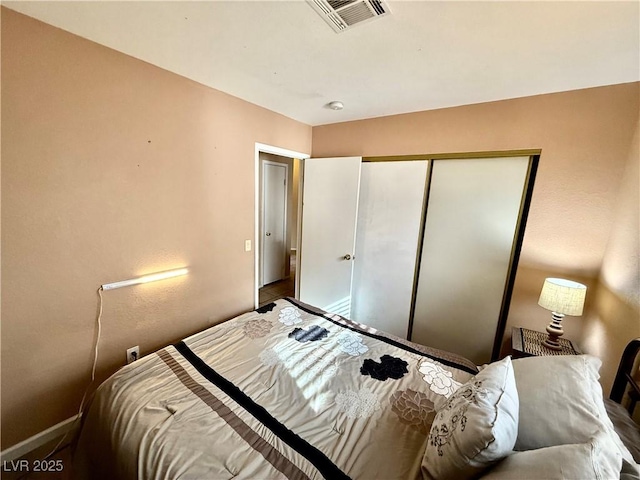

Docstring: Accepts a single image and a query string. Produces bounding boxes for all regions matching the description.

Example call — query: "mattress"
[75,298,478,480]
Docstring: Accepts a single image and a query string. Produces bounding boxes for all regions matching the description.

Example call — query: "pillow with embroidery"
[422,356,519,480]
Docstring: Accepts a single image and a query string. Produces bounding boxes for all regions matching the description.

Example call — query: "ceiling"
[5,1,639,126]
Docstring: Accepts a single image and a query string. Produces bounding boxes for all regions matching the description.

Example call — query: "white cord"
[43,287,103,460]
[88,287,103,390]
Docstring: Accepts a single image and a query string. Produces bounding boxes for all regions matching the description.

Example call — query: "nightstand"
[511,327,581,358]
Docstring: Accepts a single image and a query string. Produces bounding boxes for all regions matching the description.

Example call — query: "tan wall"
[312,82,639,388]
[1,9,311,449]
[582,119,640,393]
[598,119,640,309]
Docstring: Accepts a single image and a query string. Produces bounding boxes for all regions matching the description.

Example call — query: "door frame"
[261,160,289,287]
[255,143,310,308]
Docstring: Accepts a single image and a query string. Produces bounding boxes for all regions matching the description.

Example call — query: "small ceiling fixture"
[326,101,344,110]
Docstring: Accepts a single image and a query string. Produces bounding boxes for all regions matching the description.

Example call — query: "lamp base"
[543,312,565,351]
[542,337,563,350]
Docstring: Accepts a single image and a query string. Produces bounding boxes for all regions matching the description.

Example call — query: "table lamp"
[538,277,587,350]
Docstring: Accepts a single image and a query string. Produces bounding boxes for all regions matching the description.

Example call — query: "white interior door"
[262,161,287,285]
[352,160,428,338]
[411,156,530,365]
[298,157,361,318]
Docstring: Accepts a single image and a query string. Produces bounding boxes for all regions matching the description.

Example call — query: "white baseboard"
[0,415,80,462]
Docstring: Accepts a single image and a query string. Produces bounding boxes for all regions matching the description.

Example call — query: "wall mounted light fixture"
[41,266,189,460]
[101,268,188,291]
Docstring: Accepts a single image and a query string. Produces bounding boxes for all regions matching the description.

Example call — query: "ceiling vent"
[307,0,391,33]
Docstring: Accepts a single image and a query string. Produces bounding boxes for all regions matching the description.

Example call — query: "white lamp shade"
[538,278,587,316]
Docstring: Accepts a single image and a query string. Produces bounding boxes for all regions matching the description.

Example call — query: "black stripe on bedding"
[157,350,310,480]
[284,297,478,375]
[174,341,351,480]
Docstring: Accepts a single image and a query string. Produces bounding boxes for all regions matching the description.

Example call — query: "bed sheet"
[75,298,478,480]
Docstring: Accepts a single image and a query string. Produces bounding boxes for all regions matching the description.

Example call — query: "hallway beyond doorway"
[258,251,296,307]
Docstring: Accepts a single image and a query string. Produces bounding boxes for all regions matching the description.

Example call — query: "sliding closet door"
[411,156,530,365]
[352,161,427,338]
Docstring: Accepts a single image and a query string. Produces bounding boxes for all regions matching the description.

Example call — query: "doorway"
[255,144,309,308]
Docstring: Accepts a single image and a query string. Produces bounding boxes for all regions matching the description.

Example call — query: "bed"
[75,298,640,479]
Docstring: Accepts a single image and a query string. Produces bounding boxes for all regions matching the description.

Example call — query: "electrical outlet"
[245,239,251,252]
[126,346,140,364]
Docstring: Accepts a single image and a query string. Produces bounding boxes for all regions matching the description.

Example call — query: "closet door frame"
[363,149,540,362]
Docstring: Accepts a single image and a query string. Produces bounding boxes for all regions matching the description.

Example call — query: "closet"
[350,152,538,365]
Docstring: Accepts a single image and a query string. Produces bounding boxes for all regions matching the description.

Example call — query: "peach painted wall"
[1,8,311,449]
[582,118,640,393]
[312,82,639,389]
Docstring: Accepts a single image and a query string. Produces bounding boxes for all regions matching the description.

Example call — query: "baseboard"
[0,415,81,462]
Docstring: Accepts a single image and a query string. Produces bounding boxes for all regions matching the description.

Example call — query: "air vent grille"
[369,0,385,15]
[340,2,374,26]
[328,0,356,9]
[308,0,391,33]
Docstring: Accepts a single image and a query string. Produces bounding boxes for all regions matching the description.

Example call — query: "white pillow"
[422,356,519,480]
[512,354,635,465]
[482,429,623,480]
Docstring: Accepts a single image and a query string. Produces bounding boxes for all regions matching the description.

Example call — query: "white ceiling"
[5,1,639,126]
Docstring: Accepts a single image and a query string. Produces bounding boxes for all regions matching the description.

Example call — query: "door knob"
[266,232,271,236]
[343,254,352,260]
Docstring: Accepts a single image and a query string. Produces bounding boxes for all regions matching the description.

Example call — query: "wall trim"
[0,415,80,462]
[363,149,542,162]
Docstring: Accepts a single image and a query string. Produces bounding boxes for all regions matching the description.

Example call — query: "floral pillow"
[422,356,519,480]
